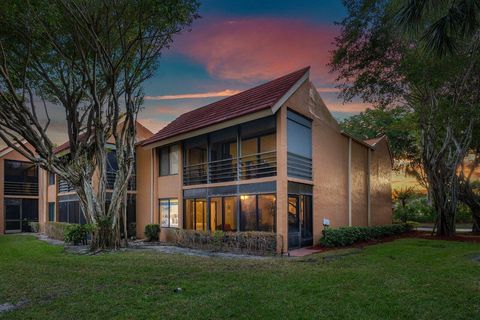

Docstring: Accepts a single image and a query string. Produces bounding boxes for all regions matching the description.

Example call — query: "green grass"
[0,236,479,319]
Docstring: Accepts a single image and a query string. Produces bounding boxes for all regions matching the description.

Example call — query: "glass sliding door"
[210,197,222,231]
[287,194,313,249]
[4,199,22,232]
[223,197,238,231]
[184,198,207,231]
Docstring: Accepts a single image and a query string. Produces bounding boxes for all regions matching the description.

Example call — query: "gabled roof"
[364,136,385,147]
[54,121,153,154]
[0,139,29,158]
[142,67,310,147]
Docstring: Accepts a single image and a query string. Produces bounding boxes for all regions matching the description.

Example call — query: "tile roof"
[364,136,385,147]
[54,121,152,154]
[142,66,310,146]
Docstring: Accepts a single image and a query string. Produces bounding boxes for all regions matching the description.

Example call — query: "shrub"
[64,224,93,245]
[144,224,160,241]
[45,222,71,240]
[28,222,40,233]
[175,230,280,255]
[320,224,411,247]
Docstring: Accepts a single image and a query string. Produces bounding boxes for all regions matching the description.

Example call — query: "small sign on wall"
[323,218,330,226]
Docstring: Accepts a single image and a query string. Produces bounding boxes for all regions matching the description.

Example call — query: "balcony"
[183,150,277,185]
[4,181,39,196]
[106,171,136,190]
[58,178,74,193]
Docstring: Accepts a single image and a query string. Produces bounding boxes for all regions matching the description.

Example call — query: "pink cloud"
[145,89,241,100]
[173,18,338,84]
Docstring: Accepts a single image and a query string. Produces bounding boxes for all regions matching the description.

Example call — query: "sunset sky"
[2,1,372,147]
[138,0,370,134]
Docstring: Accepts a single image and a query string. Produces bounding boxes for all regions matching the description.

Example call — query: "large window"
[240,194,276,232]
[287,110,312,180]
[209,196,238,232]
[48,202,55,222]
[160,144,179,176]
[160,199,179,228]
[58,199,84,224]
[4,160,38,196]
[184,198,206,230]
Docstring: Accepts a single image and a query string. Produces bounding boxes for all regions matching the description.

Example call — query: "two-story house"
[139,67,392,252]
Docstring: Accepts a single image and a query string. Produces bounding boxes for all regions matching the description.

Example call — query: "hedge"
[44,222,71,241]
[320,223,413,247]
[175,230,282,255]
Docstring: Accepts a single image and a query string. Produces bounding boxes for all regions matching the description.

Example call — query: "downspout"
[348,138,352,227]
[367,148,371,227]
[150,149,154,224]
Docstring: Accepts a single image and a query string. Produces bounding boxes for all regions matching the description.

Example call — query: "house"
[139,67,392,252]
[1,67,392,253]
[43,121,153,237]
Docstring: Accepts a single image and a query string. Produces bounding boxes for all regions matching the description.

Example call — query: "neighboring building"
[41,121,153,237]
[0,142,43,234]
[140,67,392,252]
[1,67,392,254]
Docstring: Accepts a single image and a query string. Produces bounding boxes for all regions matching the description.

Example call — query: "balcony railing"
[59,173,137,194]
[58,179,75,193]
[183,150,276,185]
[106,171,136,190]
[4,181,39,196]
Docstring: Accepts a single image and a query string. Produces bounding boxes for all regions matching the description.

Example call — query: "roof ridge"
[142,66,310,146]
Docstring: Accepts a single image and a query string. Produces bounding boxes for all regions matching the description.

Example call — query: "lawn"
[0,236,479,319]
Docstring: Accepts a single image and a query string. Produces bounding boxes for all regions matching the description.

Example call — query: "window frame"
[159,145,179,176]
[48,172,55,186]
[48,202,55,222]
[159,198,179,228]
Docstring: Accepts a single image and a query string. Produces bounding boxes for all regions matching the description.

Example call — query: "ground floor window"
[58,200,84,224]
[48,202,55,222]
[184,193,275,232]
[4,198,38,232]
[210,196,237,232]
[160,199,179,228]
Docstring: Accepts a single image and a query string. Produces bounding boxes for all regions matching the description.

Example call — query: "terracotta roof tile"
[142,67,310,146]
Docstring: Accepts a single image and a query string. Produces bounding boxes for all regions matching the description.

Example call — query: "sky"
[137,0,370,134]
[3,1,371,148]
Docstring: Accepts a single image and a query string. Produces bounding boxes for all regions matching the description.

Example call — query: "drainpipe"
[150,148,154,224]
[367,148,371,227]
[348,137,352,227]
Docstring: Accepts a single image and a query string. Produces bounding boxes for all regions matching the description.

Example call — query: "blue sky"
[138,0,369,133]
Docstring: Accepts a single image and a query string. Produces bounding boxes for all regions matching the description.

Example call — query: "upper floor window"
[287,110,312,180]
[4,160,38,196]
[159,144,179,176]
[48,172,55,185]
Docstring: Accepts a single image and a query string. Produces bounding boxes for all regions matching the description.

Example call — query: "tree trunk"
[458,181,480,234]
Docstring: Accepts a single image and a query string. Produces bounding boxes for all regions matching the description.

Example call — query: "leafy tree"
[0,0,199,249]
[330,0,479,236]
[339,106,418,168]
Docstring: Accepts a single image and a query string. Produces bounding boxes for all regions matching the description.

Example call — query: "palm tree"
[396,0,480,55]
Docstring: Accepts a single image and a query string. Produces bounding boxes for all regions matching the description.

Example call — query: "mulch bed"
[309,231,480,252]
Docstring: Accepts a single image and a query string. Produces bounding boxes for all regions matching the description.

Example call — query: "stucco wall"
[277,80,391,249]
[280,80,352,247]
[370,138,393,225]
[135,146,154,239]
[351,141,368,226]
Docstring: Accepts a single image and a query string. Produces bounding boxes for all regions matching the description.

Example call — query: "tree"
[339,106,419,169]
[330,0,479,236]
[396,0,480,234]
[0,0,199,249]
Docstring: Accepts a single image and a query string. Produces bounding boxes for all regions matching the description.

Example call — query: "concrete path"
[417,227,472,233]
